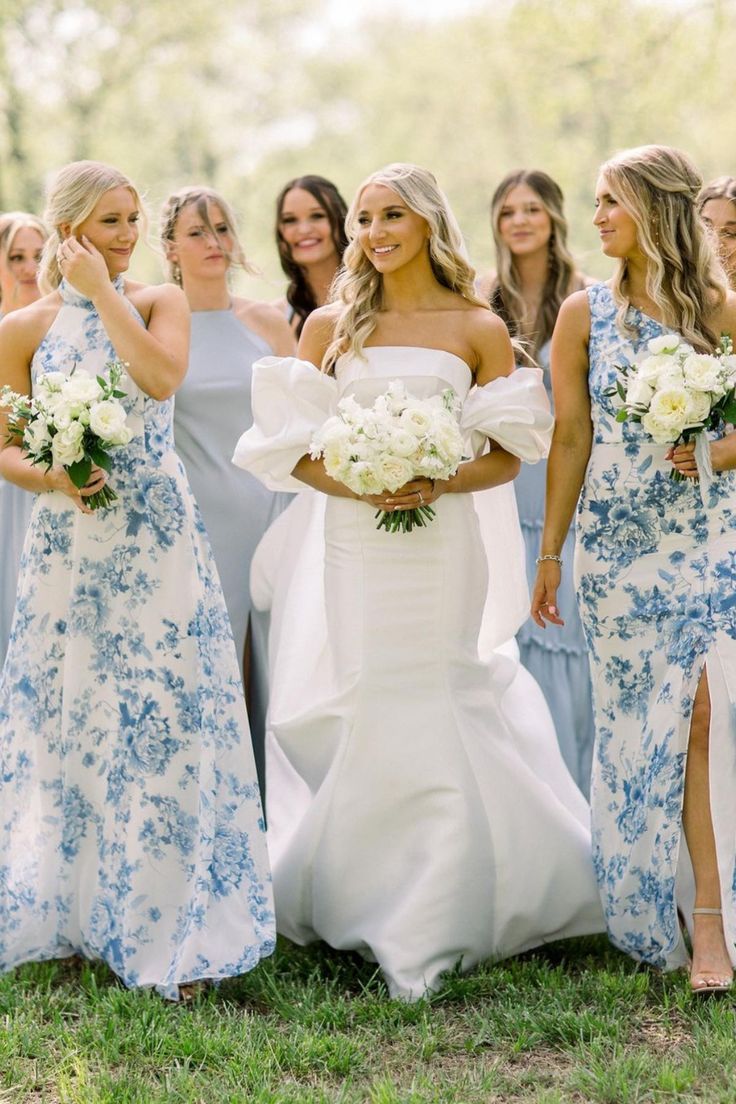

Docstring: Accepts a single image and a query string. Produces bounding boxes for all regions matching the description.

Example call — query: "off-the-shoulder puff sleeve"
[232,357,338,492]
[460,366,553,463]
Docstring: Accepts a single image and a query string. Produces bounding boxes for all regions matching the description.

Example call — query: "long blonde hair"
[0,211,48,306]
[159,185,254,285]
[600,145,727,351]
[489,170,583,358]
[324,163,487,371]
[39,160,142,293]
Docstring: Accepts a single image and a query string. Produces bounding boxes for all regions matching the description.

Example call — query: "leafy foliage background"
[2,0,734,293]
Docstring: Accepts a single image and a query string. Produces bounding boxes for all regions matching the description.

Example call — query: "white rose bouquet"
[612,333,736,481]
[1,359,133,509]
[310,379,465,533]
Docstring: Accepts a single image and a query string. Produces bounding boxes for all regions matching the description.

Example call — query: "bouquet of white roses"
[310,379,465,533]
[1,360,133,510]
[613,333,736,481]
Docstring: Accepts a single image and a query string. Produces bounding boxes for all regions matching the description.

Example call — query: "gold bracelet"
[536,553,563,566]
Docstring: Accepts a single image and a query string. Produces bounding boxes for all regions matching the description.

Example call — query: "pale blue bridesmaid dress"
[514,341,595,794]
[173,309,290,791]
[0,479,32,666]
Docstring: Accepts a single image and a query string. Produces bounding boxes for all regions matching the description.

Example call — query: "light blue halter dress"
[173,308,291,792]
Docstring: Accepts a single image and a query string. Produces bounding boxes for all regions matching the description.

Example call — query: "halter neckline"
[59,274,125,309]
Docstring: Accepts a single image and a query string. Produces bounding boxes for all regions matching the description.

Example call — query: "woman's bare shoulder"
[124,279,187,323]
[0,292,61,351]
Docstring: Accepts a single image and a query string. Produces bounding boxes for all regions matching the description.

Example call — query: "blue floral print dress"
[0,279,275,997]
[577,283,736,970]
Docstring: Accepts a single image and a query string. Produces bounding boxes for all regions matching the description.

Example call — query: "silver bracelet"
[536,553,563,566]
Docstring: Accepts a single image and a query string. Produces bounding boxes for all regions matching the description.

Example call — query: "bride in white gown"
[234,163,603,999]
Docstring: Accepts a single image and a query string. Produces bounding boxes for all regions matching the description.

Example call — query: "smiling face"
[701,196,736,281]
[355,183,430,275]
[0,225,45,311]
[593,176,641,260]
[279,187,338,268]
[71,185,140,276]
[169,200,234,283]
[497,182,552,257]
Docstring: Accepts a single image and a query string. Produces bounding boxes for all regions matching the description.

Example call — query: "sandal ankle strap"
[693,907,723,915]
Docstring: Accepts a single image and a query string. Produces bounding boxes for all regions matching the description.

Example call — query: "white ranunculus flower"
[430,422,464,464]
[24,416,52,454]
[682,354,723,394]
[399,406,434,437]
[63,371,103,405]
[626,377,655,408]
[88,400,129,443]
[51,420,85,466]
[656,366,686,390]
[346,461,384,496]
[636,355,671,384]
[648,334,681,355]
[37,371,67,394]
[388,427,421,458]
[641,411,678,445]
[375,454,415,492]
[648,387,689,433]
[684,388,712,426]
[322,439,352,478]
[50,399,80,431]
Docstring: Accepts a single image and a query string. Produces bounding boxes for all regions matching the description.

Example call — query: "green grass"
[2,936,735,1103]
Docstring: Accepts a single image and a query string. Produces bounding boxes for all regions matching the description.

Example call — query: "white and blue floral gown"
[577,283,736,970]
[0,279,275,997]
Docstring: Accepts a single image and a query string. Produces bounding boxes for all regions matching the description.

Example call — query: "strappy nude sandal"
[690,908,733,997]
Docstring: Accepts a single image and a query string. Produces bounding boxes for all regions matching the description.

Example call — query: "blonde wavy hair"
[159,185,254,285]
[489,170,584,358]
[0,211,48,306]
[39,160,143,293]
[324,163,488,372]
[599,145,727,351]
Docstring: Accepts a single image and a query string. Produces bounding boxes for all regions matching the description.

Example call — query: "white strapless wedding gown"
[235,347,603,999]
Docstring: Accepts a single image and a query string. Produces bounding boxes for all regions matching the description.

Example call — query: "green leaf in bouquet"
[616,381,627,400]
[615,409,628,422]
[67,457,92,489]
[88,443,112,472]
[112,390,126,399]
[720,398,736,424]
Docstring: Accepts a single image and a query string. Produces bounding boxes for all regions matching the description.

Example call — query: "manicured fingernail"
[549,606,557,616]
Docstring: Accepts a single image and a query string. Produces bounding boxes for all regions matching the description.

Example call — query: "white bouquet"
[1,360,134,509]
[310,379,465,533]
[613,333,736,481]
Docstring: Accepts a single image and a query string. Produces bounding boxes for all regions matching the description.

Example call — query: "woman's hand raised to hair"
[57,235,112,300]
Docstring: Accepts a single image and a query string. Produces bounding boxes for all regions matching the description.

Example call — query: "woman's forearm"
[447,448,520,494]
[92,284,185,401]
[0,444,53,493]
[540,434,591,555]
[711,433,736,472]
[291,454,360,497]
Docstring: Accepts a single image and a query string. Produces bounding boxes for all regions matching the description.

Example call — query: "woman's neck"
[181,275,231,312]
[512,249,549,298]
[622,254,654,309]
[303,256,339,307]
[381,252,447,312]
